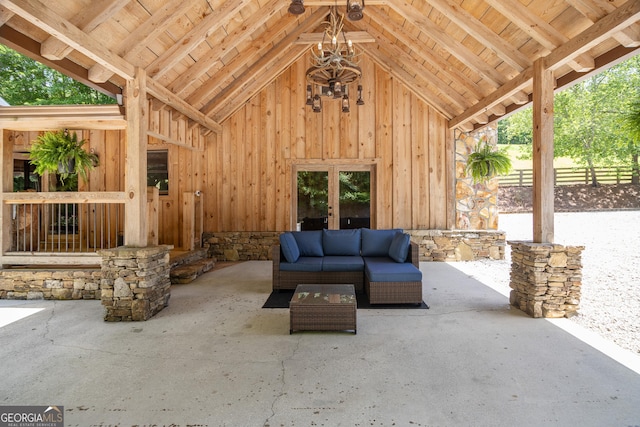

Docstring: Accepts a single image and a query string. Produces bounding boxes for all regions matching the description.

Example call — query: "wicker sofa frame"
[272,241,423,305]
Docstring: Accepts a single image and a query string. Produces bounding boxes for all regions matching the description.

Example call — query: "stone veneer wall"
[509,241,584,318]
[204,230,505,262]
[455,127,500,230]
[0,269,101,300]
[99,246,172,321]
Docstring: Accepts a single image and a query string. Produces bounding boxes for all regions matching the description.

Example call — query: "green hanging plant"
[29,129,98,184]
[466,140,512,184]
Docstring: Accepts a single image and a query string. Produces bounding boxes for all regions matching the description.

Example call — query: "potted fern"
[466,140,512,183]
[29,129,98,184]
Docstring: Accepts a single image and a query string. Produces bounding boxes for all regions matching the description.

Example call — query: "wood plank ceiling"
[0,0,639,132]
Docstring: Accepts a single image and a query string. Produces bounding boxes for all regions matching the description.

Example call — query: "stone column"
[509,241,584,318]
[99,246,171,321]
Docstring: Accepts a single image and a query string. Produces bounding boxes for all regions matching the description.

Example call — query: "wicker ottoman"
[289,284,357,334]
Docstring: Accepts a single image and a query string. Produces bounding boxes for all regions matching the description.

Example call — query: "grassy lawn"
[498,144,577,170]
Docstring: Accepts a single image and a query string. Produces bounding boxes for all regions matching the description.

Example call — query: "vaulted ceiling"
[1,0,639,133]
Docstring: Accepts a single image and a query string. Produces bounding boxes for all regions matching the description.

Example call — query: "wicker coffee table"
[289,284,357,334]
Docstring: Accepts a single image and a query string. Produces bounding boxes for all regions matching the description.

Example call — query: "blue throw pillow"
[322,229,361,256]
[388,232,410,263]
[292,230,324,257]
[279,232,300,263]
[361,228,403,257]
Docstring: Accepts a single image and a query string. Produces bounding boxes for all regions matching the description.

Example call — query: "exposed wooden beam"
[294,31,375,44]
[0,5,14,25]
[485,0,595,72]
[387,1,507,88]
[167,0,285,95]
[423,0,530,74]
[2,0,135,80]
[40,0,129,60]
[146,79,222,134]
[0,24,121,98]
[145,0,253,79]
[0,105,126,130]
[195,8,328,112]
[362,46,457,120]
[448,68,533,129]
[451,0,640,131]
[363,6,488,102]
[543,0,640,71]
[87,0,194,83]
[359,20,469,115]
[565,0,640,47]
[200,8,326,116]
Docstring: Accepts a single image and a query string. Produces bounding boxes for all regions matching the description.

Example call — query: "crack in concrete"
[263,337,300,427]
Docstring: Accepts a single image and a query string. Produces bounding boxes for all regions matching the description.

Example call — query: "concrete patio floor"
[1,261,639,427]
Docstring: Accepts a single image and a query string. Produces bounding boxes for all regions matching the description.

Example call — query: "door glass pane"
[339,171,370,229]
[297,171,329,230]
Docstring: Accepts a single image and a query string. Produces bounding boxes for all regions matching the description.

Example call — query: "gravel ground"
[451,211,640,355]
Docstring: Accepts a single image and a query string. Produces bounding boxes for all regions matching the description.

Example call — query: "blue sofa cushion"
[280,256,323,272]
[279,232,300,263]
[364,257,422,282]
[322,256,365,272]
[322,229,361,256]
[361,228,403,257]
[388,232,410,263]
[293,230,324,257]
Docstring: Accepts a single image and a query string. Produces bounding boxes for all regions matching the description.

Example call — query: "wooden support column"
[124,67,149,246]
[532,59,555,243]
[0,128,13,266]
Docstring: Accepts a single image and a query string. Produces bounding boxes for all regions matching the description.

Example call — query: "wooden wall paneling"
[235,108,247,231]
[322,100,340,159]
[375,65,393,229]
[275,73,290,231]
[263,84,276,230]
[247,96,261,231]
[392,80,412,229]
[359,57,376,160]
[291,57,307,160]
[412,97,430,229]
[428,108,448,229]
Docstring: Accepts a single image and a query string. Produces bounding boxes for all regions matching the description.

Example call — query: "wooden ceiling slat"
[485,0,595,72]
[87,0,193,83]
[566,0,640,47]
[387,1,507,88]
[167,0,285,95]
[145,0,252,79]
[40,0,129,60]
[202,8,329,118]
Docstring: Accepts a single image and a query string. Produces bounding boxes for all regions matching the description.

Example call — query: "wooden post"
[532,59,555,243]
[124,68,149,246]
[0,129,13,266]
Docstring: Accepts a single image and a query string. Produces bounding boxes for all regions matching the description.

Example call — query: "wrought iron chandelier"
[291,3,365,113]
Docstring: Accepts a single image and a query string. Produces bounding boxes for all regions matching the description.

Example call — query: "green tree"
[0,45,114,105]
[498,54,640,186]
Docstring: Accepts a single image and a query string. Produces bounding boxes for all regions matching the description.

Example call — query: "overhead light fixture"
[288,0,305,15]
[346,0,365,21]
[305,7,364,113]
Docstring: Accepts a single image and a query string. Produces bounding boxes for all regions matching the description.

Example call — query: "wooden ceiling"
[1,0,639,132]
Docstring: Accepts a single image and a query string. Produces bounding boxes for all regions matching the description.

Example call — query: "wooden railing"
[500,167,636,187]
[1,188,160,266]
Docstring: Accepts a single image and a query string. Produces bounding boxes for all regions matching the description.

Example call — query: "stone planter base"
[99,246,172,321]
[509,241,584,318]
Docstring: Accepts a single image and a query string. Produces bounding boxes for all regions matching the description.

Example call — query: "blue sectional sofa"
[271,228,424,305]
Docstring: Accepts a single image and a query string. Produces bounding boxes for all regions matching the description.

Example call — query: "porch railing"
[2,191,127,266]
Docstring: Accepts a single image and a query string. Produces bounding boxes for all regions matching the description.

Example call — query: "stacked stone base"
[99,246,172,321]
[0,269,101,300]
[509,241,584,318]
[204,230,506,262]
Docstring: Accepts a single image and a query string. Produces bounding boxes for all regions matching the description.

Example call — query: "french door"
[294,165,373,230]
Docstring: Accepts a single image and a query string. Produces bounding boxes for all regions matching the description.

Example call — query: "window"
[147,150,169,195]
